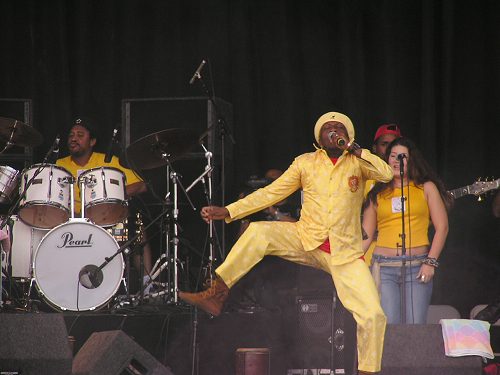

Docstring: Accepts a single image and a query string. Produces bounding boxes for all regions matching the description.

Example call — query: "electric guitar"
[448,178,500,200]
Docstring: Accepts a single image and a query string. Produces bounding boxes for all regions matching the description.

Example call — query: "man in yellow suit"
[180,112,393,374]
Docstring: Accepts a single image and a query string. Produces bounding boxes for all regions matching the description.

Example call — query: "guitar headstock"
[469,177,500,200]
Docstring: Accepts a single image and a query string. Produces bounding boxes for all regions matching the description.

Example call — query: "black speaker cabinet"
[293,294,357,374]
[0,313,72,375]
[72,330,174,375]
[381,324,483,375]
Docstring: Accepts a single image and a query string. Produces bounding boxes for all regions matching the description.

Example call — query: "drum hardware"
[125,129,218,304]
[92,207,171,310]
[0,116,43,153]
[122,128,198,170]
[132,212,147,302]
[149,158,195,304]
[138,156,215,304]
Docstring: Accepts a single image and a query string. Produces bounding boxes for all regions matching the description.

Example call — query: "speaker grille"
[294,294,356,373]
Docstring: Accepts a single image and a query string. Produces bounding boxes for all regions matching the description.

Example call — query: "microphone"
[397,154,406,176]
[78,264,103,289]
[189,60,206,85]
[328,131,347,147]
[104,128,118,163]
[44,135,60,163]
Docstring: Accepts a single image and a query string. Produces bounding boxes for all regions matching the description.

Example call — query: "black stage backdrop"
[0,0,498,317]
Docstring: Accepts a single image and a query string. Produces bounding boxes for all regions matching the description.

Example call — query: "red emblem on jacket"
[348,175,360,192]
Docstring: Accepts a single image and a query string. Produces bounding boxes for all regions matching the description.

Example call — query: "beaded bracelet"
[422,257,440,268]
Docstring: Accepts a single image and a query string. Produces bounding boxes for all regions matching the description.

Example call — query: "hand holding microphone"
[328,131,362,156]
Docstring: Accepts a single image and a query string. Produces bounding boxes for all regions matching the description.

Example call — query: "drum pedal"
[110,294,138,311]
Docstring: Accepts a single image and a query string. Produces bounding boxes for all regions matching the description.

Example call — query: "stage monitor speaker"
[381,324,483,375]
[72,330,174,375]
[293,293,357,374]
[0,313,72,375]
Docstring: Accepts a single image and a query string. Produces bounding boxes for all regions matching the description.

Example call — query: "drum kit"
[0,116,212,312]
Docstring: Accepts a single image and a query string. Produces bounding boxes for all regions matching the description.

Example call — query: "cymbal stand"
[0,120,19,154]
[143,159,213,303]
[150,155,196,303]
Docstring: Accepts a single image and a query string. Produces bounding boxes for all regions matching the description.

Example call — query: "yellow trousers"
[217,221,386,372]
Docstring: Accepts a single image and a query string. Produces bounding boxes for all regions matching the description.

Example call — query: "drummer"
[56,117,153,290]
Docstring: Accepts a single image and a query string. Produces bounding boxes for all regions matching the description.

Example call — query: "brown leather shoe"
[179,276,229,316]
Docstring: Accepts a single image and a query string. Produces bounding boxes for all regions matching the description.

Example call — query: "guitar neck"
[448,186,470,199]
[448,178,500,199]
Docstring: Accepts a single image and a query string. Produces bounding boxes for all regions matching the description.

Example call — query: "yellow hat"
[314,112,355,145]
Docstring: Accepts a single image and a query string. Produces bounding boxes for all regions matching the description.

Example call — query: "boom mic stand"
[192,59,235,260]
[398,156,407,324]
[198,143,215,281]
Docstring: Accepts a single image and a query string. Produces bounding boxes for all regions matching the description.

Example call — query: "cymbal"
[124,128,198,170]
[0,117,43,147]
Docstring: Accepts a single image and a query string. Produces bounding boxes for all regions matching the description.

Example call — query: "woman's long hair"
[365,137,453,210]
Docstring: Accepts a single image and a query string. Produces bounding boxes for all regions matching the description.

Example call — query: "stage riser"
[0,311,486,375]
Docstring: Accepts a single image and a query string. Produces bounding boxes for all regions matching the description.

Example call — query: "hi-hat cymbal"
[124,128,198,170]
[0,117,43,147]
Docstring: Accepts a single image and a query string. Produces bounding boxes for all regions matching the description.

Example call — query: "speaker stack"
[290,293,357,375]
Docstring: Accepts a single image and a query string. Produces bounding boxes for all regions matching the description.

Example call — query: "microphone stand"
[398,158,407,324]
[193,60,235,261]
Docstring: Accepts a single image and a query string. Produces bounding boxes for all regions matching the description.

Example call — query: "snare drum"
[9,215,49,280]
[18,164,72,229]
[78,167,128,226]
[33,220,124,311]
[0,166,19,204]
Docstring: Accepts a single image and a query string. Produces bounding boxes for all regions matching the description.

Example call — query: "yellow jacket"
[226,148,393,265]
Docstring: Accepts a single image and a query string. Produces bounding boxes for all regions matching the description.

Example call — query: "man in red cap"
[372,123,402,158]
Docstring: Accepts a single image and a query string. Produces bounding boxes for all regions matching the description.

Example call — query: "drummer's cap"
[71,117,98,139]
[314,112,355,145]
[373,123,401,142]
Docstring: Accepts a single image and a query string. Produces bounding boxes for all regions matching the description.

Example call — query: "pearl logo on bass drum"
[57,232,94,248]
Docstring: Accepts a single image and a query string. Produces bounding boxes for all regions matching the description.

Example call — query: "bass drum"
[33,220,124,311]
[9,215,49,280]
